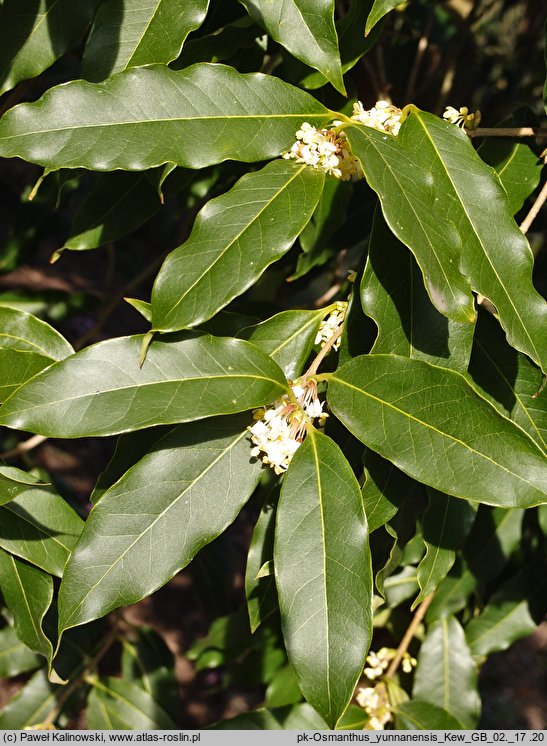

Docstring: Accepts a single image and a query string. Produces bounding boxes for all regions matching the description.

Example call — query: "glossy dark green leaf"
[151,161,325,331]
[416,490,476,603]
[395,700,464,730]
[210,703,327,729]
[465,567,546,657]
[174,16,264,69]
[0,625,40,677]
[0,305,73,401]
[0,488,83,576]
[335,704,368,730]
[265,664,302,708]
[239,0,344,94]
[0,465,50,507]
[0,670,58,728]
[365,0,405,34]
[58,415,263,636]
[427,507,524,622]
[245,496,278,633]
[64,169,193,252]
[275,430,372,728]
[0,0,101,96]
[413,616,480,728]
[327,354,547,508]
[361,210,474,371]
[82,0,210,81]
[238,308,328,380]
[86,677,175,729]
[469,310,546,453]
[346,122,475,325]
[361,450,413,533]
[0,64,332,171]
[0,333,288,438]
[0,549,53,661]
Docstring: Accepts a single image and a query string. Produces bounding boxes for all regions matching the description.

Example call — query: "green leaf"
[238,0,345,94]
[415,490,476,604]
[468,310,546,453]
[0,625,40,677]
[0,63,332,171]
[210,703,327,729]
[0,670,58,728]
[395,700,465,730]
[245,495,278,633]
[346,122,476,325]
[465,567,546,657]
[413,615,480,728]
[384,566,419,609]
[151,161,325,331]
[238,308,328,380]
[0,305,73,401]
[275,430,372,728]
[58,415,263,636]
[0,549,53,661]
[0,465,50,506]
[361,450,413,533]
[365,0,405,34]
[362,210,474,371]
[335,703,368,730]
[265,664,303,708]
[86,677,175,729]
[82,0,210,81]
[0,333,289,438]
[64,169,193,252]
[327,354,547,508]
[0,0,101,96]
[0,487,84,576]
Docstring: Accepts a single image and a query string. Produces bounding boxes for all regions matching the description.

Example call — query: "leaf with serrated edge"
[0,549,53,661]
[82,0,210,82]
[275,430,372,728]
[327,354,547,508]
[151,161,325,331]
[0,64,333,171]
[58,415,262,637]
[0,0,101,96]
[0,488,83,576]
[0,333,289,438]
[0,305,73,401]
[239,0,345,94]
[413,616,480,728]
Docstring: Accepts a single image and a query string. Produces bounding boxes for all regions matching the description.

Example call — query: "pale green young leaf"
[0,488,84,576]
[0,0,101,96]
[151,161,325,332]
[327,355,547,508]
[0,549,54,662]
[0,305,73,401]
[0,64,333,171]
[413,616,480,728]
[275,430,372,728]
[82,0,210,81]
[361,210,474,371]
[239,0,345,94]
[58,415,263,636]
[0,333,289,438]
[86,677,175,729]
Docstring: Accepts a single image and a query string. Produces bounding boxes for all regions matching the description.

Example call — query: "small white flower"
[351,100,403,136]
[356,684,392,730]
[315,301,347,351]
[443,105,481,130]
[283,124,363,181]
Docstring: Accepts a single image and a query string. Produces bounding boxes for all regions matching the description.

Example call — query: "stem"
[520,180,547,234]
[0,434,47,460]
[303,326,343,379]
[469,127,547,138]
[385,593,434,679]
[405,8,434,102]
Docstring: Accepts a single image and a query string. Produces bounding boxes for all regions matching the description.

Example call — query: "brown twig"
[385,593,434,679]
[303,326,344,379]
[0,434,47,460]
[405,9,434,102]
[520,180,547,234]
[469,127,547,138]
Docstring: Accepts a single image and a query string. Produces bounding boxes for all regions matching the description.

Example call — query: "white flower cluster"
[356,684,392,730]
[351,100,403,136]
[282,122,363,181]
[364,647,416,680]
[443,105,481,130]
[248,379,327,474]
[315,301,347,351]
